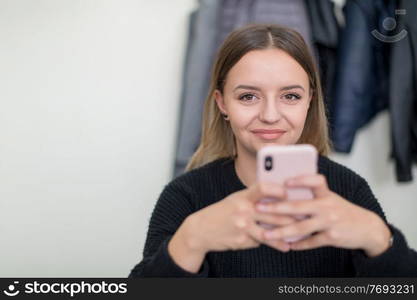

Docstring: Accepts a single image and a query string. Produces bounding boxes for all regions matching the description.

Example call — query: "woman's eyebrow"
[233,84,305,92]
[280,85,305,92]
[233,85,261,92]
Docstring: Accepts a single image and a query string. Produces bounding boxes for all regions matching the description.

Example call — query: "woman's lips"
[252,129,286,140]
[253,132,285,140]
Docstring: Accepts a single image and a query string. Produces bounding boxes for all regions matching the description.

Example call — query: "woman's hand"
[168,181,298,273]
[255,174,392,257]
[185,182,298,254]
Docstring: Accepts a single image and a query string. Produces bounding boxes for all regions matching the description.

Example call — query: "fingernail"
[256,204,268,211]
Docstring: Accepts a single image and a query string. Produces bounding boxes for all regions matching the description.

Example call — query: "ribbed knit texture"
[129,156,417,277]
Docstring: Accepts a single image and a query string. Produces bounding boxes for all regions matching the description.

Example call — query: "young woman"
[129,24,417,277]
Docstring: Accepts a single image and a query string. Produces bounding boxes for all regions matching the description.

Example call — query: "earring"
[222,113,229,120]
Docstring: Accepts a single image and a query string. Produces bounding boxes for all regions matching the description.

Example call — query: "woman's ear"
[214,89,227,115]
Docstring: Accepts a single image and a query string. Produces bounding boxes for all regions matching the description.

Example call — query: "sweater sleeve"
[350,177,417,276]
[128,178,209,277]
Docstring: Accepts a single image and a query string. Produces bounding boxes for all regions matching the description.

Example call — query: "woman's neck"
[234,148,257,188]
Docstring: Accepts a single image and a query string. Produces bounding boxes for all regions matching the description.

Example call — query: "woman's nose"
[259,99,282,123]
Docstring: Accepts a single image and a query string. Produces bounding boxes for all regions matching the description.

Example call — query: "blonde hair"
[186,24,331,171]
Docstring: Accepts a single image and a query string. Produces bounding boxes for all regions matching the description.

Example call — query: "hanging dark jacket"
[331,0,392,153]
[389,0,417,182]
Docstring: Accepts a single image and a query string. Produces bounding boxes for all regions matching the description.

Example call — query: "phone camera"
[264,156,273,171]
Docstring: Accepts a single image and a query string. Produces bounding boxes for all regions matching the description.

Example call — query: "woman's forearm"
[167,215,207,274]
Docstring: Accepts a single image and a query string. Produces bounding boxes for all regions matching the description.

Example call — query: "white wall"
[0,0,196,277]
[0,0,415,277]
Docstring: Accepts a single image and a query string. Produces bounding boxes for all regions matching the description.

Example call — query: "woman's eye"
[283,93,301,101]
[239,93,257,101]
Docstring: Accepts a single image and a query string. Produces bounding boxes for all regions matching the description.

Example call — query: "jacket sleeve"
[350,177,417,276]
[128,179,209,277]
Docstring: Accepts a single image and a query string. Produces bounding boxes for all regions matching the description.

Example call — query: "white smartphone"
[256,144,318,242]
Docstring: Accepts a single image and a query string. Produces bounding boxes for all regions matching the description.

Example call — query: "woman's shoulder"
[318,154,369,197]
[157,157,233,209]
[319,155,364,179]
[168,157,233,190]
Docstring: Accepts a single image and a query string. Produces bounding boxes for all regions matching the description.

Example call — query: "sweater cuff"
[145,237,209,277]
[352,223,410,276]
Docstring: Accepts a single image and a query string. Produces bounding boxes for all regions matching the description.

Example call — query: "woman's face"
[215,48,312,157]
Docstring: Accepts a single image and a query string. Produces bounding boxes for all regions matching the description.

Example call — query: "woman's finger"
[256,199,320,215]
[264,216,326,240]
[247,182,287,203]
[246,221,267,244]
[285,174,329,198]
[263,239,291,252]
[289,232,329,251]
[253,212,298,227]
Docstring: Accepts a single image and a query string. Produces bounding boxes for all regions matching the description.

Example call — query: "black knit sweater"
[129,156,417,277]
